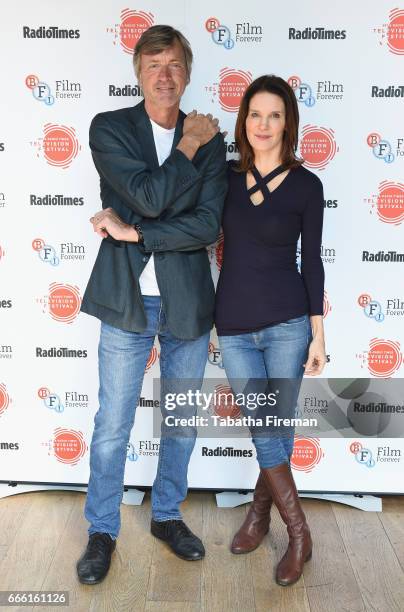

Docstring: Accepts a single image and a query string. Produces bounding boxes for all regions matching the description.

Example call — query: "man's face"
[139,40,188,111]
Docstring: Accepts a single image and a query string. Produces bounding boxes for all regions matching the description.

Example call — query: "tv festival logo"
[288,75,343,106]
[364,181,404,225]
[204,16,263,49]
[0,384,11,418]
[290,436,324,473]
[206,68,252,113]
[357,339,402,377]
[358,293,404,323]
[31,124,80,169]
[25,74,82,105]
[32,237,85,266]
[323,291,332,318]
[0,244,5,262]
[208,231,224,271]
[373,8,404,55]
[207,384,242,420]
[107,9,154,54]
[37,283,82,324]
[300,125,338,170]
[145,346,159,372]
[349,441,402,468]
[43,428,87,466]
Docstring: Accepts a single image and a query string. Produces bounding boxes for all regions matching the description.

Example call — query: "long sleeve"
[300,175,325,315]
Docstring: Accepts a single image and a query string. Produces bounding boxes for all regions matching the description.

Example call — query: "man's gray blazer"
[80,100,228,339]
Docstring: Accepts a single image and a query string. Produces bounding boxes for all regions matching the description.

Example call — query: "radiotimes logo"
[208,231,224,271]
[38,387,89,413]
[362,250,404,262]
[107,9,154,54]
[323,291,332,318]
[32,237,85,266]
[349,441,402,468]
[373,9,404,55]
[300,125,338,170]
[358,293,404,322]
[37,283,82,324]
[204,16,263,49]
[31,124,80,169]
[145,346,159,372]
[371,84,404,98]
[364,181,404,225]
[42,428,87,465]
[30,193,84,207]
[206,68,252,112]
[0,384,11,418]
[288,75,343,106]
[109,84,142,97]
[25,74,82,105]
[208,342,224,368]
[357,339,402,377]
[22,26,80,39]
[36,346,87,358]
[290,436,324,473]
[289,27,346,40]
[367,132,404,163]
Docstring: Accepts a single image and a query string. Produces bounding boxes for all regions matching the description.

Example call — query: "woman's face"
[245,92,286,156]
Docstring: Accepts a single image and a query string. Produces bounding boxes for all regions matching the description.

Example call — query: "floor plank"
[378,497,404,573]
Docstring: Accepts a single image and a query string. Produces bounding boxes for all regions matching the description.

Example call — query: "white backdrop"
[1,1,404,493]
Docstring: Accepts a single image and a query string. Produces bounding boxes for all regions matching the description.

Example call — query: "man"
[76,25,227,584]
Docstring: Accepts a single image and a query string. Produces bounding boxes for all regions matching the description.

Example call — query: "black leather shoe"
[151,519,205,561]
[76,532,116,584]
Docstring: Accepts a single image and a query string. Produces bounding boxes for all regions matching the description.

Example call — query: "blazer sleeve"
[139,135,227,252]
[90,113,201,219]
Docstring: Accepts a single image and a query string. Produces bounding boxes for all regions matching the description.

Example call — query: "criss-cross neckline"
[247,163,290,204]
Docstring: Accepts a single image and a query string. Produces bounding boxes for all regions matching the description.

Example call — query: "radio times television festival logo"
[25,74,82,105]
[205,16,263,49]
[32,237,85,266]
[206,68,252,112]
[290,436,324,473]
[0,384,11,418]
[357,339,402,377]
[349,441,402,468]
[300,125,338,170]
[38,387,89,413]
[367,132,404,163]
[373,9,404,55]
[0,244,5,262]
[208,384,242,420]
[288,75,343,107]
[107,9,154,53]
[323,290,332,318]
[31,124,80,169]
[42,428,87,466]
[145,346,159,372]
[358,293,404,323]
[37,283,81,324]
[364,181,404,225]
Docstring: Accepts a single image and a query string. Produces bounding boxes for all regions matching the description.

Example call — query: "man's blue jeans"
[218,314,312,469]
[85,296,209,539]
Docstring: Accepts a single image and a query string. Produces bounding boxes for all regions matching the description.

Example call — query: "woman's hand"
[90,208,139,242]
[304,315,326,376]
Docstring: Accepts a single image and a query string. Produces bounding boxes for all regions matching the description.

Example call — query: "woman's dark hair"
[235,75,303,171]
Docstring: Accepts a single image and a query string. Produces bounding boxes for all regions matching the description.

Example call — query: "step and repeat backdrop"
[1,1,404,493]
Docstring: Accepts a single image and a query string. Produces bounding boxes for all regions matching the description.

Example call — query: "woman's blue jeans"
[84,296,209,539]
[218,314,312,468]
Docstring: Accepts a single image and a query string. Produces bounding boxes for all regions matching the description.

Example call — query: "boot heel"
[305,550,312,562]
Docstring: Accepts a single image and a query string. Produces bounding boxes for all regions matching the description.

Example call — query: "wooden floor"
[0,491,403,612]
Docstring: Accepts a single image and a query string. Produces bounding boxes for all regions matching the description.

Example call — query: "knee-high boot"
[261,462,312,586]
[231,471,273,554]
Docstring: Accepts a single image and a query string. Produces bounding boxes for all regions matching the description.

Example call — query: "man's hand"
[177,111,222,160]
[90,208,139,242]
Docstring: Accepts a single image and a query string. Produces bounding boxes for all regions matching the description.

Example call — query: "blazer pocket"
[85,240,130,312]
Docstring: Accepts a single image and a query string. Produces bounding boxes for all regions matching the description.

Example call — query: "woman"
[215,75,326,586]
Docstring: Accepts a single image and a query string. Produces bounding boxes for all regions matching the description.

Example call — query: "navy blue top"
[215,161,325,336]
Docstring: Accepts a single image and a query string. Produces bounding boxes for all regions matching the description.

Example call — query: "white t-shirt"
[138,118,175,296]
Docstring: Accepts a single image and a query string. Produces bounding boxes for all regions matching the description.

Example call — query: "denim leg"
[151,321,209,521]
[218,333,288,468]
[85,311,157,539]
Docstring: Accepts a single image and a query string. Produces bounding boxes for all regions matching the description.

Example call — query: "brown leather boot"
[231,471,273,554]
[261,463,312,586]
